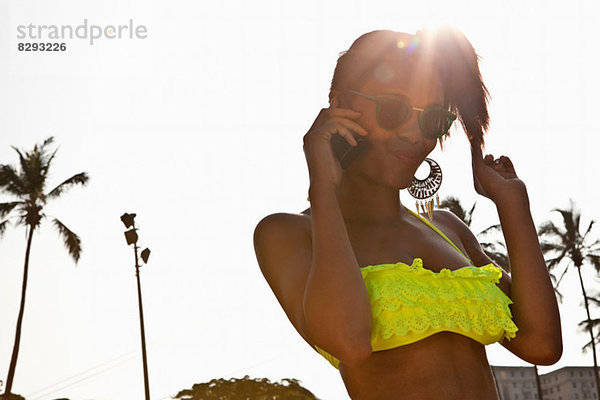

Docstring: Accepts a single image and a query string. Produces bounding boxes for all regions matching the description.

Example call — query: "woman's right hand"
[302,106,369,191]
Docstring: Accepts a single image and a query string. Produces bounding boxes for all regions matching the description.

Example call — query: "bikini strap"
[403,205,473,264]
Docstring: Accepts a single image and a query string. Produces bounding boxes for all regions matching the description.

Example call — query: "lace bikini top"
[314,206,518,370]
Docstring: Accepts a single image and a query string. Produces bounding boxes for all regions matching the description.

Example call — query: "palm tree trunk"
[534,365,543,400]
[2,225,34,398]
[576,264,600,399]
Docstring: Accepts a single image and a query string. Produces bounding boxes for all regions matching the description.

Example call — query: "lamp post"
[120,213,151,400]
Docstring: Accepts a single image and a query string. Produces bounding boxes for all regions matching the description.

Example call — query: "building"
[492,366,599,400]
[493,366,540,400]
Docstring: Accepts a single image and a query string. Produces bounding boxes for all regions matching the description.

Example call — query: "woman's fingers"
[326,122,357,146]
[329,116,369,137]
[327,108,367,135]
[470,142,486,169]
[477,150,511,170]
[305,107,364,142]
[309,107,368,147]
[327,107,362,119]
[500,155,514,169]
[303,106,370,190]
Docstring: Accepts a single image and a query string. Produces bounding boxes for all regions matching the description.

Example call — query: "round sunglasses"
[345,90,457,139]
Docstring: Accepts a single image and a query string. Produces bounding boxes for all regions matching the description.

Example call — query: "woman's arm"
[256,107,374,367]
[254,188,371,365]
[303,183,373,364]
[493,189,562,365]
[468,144,562,365]
[297,106,373,365]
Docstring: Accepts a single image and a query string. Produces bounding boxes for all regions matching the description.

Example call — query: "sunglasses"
[346,90,457,139]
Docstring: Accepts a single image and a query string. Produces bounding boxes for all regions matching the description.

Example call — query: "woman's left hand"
[470,142,527,203]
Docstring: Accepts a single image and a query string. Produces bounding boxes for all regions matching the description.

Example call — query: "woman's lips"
[393,151,421,166]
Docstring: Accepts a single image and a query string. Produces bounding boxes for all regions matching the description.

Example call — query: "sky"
[0,0,599,399]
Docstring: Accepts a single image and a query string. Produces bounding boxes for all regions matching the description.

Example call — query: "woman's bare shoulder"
[255,209,311,228]
[253,210,316,350]
[253,210,311,248]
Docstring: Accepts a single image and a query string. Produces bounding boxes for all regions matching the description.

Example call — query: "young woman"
[253,26,562,400]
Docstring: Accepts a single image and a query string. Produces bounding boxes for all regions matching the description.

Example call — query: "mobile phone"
[331,131,368,169]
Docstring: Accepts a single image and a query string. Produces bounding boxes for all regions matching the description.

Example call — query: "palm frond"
[540,240,562,254]
[41,136,55,148]
[586,254,600,273]
[552,207,578,243]
[13,146,40,195]
[581,337,599,354]
[577,317,600,330]
[587,296,600,308]
[545,246,569,270]
[44,147,58,175]
[478,223,501,236]
[577,316,600,353]
[489,255,509,272]
[12,137,57,197]
[52,217,82,263]
[555,289,564,304]
[0,164,27,196]
[0,201,22,218]
[554,261,570,287]
[466,202,476,227]
[548,275,565,303]
[40,140,60,189]
[47,172,90,199]
[439,196,469,225]
[537,220,565,241]
[0,219,10,237]
[582,219,595,239]
[479,241,504,253]
[480,243,510,272]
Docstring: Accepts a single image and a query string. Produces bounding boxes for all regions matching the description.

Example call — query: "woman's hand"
[470,142,527,203]
[303,106,368,191]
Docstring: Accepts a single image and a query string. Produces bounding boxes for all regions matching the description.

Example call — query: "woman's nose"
[393,113,421,143]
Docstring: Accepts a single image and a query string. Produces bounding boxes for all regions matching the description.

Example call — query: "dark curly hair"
[330,25,490,151]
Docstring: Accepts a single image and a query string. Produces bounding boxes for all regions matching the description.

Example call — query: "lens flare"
[373,62,395,84]
[406,37,419,54]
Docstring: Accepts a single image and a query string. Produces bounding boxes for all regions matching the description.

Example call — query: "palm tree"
[0,137,89,399]
[579,294,600,354]
[439,196,509,271]
[538,199,600,399]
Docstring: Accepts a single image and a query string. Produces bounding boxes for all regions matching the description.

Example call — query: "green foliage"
[173,375,321,400]
[0,393,26,400]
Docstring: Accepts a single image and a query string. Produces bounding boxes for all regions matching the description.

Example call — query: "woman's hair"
[330,25,490,150]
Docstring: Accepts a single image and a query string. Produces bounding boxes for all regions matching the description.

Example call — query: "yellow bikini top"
[314,206,518,370]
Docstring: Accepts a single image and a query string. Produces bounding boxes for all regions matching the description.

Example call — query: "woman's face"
[336,53,445,190]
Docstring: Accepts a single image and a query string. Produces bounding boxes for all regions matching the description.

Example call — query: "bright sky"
[1,0,599,399]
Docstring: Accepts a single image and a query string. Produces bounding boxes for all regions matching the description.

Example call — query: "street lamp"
[120,212,151,400]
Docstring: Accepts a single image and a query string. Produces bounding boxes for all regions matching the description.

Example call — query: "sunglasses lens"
[421,108,455,139]
[378,99,410,130]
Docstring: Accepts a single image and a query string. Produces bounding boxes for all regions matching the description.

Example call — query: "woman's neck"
[336,171,410,225]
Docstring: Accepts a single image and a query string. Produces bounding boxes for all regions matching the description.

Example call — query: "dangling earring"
[407,157,442,222]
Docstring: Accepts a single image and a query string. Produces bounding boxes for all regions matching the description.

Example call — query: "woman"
[253,26,562,400]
